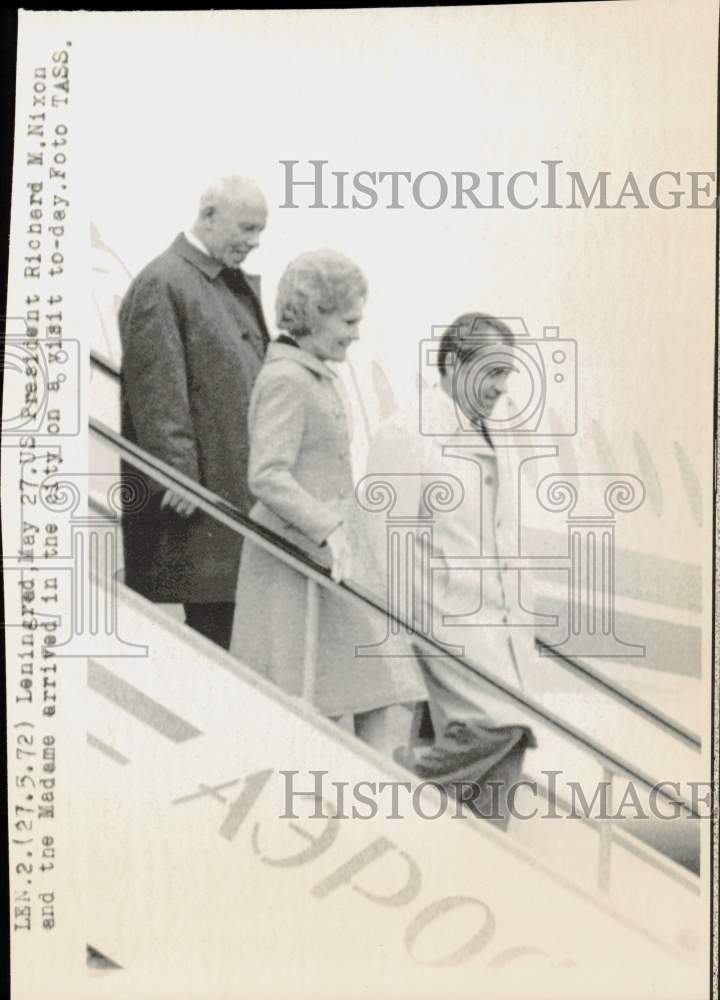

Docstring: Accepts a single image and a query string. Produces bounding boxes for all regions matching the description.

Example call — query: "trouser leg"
[354,703,418,755]
[183,601,236,650]
[412,638,523,746]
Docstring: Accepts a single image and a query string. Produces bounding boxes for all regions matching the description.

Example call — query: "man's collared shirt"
[183,229,212,258]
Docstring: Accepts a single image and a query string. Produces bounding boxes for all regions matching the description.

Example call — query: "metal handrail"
[90,350,121,380]
[89,412,702,821]
[91,348,701,751]
[534,641,701,750]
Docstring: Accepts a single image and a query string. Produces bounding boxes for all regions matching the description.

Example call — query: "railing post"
[302,578,319,704]
[597,765,614,892]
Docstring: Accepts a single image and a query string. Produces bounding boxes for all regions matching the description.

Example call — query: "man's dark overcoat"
[119,233,268,602]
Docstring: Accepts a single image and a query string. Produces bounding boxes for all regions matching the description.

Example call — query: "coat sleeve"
[248,373,343,546]
[119,270,200,490]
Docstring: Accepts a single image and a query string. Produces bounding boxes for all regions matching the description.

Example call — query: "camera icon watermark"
[419,316,577,437]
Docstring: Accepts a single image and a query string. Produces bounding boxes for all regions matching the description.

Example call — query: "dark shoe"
[394,738,507,781]
[413,724,530,781]
[413,742,505,780]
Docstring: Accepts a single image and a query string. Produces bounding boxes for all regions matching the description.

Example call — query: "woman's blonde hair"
[275,248,368,336]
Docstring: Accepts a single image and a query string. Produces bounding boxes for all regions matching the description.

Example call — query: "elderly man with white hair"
[119,176,269,648]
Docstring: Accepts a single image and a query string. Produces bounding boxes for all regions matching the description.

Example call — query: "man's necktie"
[220,267,267,339]
[221,267,249,295]
[471,416,494,449]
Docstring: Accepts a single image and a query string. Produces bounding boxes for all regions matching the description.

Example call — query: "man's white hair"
[198,176,265,214]
[275,248,368,337]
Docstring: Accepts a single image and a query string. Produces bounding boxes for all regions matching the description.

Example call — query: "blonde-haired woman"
[230,249,424,751]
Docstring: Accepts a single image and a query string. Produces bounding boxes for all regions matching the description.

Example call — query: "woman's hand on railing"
[160,489,198,518]
[326,523,352,582]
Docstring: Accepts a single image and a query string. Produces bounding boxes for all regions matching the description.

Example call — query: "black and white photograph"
[1,6,718,999]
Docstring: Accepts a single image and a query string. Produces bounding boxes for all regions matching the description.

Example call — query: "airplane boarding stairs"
[83,576,707,998]
[84,357,708,996]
